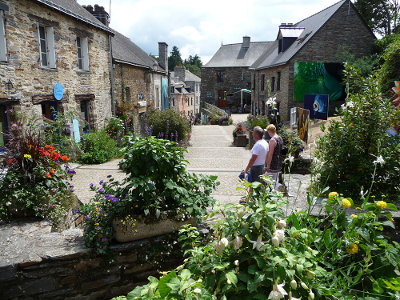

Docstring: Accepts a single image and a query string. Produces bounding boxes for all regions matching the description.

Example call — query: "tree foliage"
[168,46,183,72]
[354,0,400,36]
[184,54,202,77]
[377,34,400,96]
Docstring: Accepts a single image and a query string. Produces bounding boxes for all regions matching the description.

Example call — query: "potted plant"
[232,125,248,147]
[79,135,219,255]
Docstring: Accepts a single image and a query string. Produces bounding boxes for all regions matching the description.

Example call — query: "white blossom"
[6,201,11,206]
[250,235,264,251]
[193,288,201,294]
[285,154,294,163]
[234,260,239,266]
[308,290,315,300]
[373,155,385,165]
[233,236,243,250]
[290,279,297,290]
[271,236,279,247]
[268,283,288,299]
[278,220,286,228]
[346,101,354,108]
[275,229,285,242]
[220,237,229,248]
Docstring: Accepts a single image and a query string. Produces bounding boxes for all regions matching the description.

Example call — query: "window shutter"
[0,11,7,61]
[46,27,56,68]
[82,37,89,70]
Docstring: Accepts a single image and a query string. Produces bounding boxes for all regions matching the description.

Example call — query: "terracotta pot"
[112,216,196,243]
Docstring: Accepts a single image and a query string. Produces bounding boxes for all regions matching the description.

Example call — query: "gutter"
[109,35,115,116]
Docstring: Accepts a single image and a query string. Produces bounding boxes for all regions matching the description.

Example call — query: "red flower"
[7,159,15,165]
[50,169,55,174]
[46,173,51,178]
[45,145,51,148]
[61,155,69,162]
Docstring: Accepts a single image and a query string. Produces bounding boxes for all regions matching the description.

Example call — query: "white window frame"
[38,24,56,68]
[76,36,89,71]
[0,10,7,62]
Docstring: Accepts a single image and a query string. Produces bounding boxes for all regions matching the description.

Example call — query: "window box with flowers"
[79,135,218,255]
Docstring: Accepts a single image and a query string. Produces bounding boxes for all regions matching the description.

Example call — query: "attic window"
[278,27,304,53]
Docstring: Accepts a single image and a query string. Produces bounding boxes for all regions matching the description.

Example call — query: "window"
[191,98,193,105]
[277,72,281,91]
[76,36,89,71]
[271,76,275,92]
[0,105,8,148]
[41,101,58,120]
[0,10,7,62]
[80,100,90,133]
[261,74,265,91]
[216,71,223,83]
[38,25,56,68]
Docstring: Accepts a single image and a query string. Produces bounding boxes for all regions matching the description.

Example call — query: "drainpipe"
[109,34,116,116]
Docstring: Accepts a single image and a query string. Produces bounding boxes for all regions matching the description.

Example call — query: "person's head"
[253,126,264,140]
[266,124,277,136]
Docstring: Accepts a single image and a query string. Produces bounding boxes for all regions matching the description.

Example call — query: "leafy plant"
[278,125,304,158]
[79,130,118,164]
[144,109,190,143]
[0,121,75,227]
[79,136,219,254]
[378,34,400,97]
[246,114,269,130]
[311,64,400,201]
[106,117,125,145]
[232,125,246,138]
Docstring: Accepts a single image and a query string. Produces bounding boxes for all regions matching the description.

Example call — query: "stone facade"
[252,1,375,121]
[0,0,113,132]
[201,67,251,111]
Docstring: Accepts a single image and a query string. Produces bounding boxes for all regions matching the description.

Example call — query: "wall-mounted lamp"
[5,79,14,93]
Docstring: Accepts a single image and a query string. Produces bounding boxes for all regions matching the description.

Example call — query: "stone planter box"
[234,134,248,147]
[112,216,196,243]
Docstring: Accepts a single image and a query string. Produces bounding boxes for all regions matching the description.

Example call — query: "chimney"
[242,36,250,48]
[158,42,168,73]
[174,65,186,81]
[83,4,110,26]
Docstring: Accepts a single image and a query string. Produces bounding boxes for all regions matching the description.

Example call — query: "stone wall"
[0,221,183,300]
[201,67,251,109]
[0,0,112,129]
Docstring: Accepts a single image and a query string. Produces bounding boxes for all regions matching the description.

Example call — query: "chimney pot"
[158,42,168,74]
[242,36,250,48]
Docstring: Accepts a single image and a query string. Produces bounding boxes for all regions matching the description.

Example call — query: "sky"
[77,0,347,65]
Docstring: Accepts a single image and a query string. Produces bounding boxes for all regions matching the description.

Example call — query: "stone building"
[110,30,168,127]
[169,79,195,118]
[201,36,271,112]
[171,66,200,114]
[0,0,114,146]
[250,0,375,121]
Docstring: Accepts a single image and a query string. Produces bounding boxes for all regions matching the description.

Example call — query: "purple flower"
[75,209,80,214]
[105,194,112,200]
[107,175,112,178]
[86,214,90,220]
[68,170,76,175]
[40,123,45,130]
[89,183,94,187]
[111,197,118,202]
[99,180,104,185]
[98,188,104,193]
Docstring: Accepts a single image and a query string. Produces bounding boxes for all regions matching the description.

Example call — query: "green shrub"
[117,183,400,299]
[145,109,190,142]
[0,122,75,227]
[79,136,219,254]
[278,125,304,158]
[311,64,400,201]
[105,117,125,145]
[247,114,269,130]
[378,35,400,97]
[80,130,118,164]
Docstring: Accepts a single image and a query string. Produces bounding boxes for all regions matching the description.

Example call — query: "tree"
[168,46,183,72]
[184,54,203,77]
[354,0,400,36]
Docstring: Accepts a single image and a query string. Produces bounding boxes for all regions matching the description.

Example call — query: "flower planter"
[234,134,248,147]
[112,216,196,243]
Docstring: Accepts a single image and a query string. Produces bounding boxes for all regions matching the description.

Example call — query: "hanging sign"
[53,83,63,101]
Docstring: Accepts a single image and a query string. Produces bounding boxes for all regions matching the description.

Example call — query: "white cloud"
[78,0,343,63]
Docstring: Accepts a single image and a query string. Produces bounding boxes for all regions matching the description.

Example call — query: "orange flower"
[50,169,55,174]
[45,145,51,148]
[46,173,51,178]
[61,155,69,162]
[44,151,50,157]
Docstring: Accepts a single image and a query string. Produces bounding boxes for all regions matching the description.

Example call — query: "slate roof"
[111,30,165,72]
[170,79,192,94]
[203,41,273,68]
[251,0,348,70]
[170,70,201,82]
[33,0,113,33]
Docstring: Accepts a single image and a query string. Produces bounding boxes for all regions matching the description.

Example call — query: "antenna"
[109,0,111,20]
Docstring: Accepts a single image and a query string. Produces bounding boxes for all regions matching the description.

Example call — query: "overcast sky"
[77,0,346,64]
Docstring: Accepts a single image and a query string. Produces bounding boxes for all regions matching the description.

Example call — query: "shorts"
[250,165,265,183]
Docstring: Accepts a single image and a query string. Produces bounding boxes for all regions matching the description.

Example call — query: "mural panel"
[161,78,169,110]
[304,94,329,120]
[294,62,345,102]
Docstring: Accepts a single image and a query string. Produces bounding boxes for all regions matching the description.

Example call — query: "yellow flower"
[351,214,358,218]
[94,223,99,226]
[329,192,339,199]
[24,154,32,158]
[347,243,359,254]
[342,199,352,208]
[377,201,387,209]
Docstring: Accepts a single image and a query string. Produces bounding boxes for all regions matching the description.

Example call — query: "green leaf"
[226,271,238,287]
[238,272,249,283]
[158,271,176,297]
[381,220,395,229]
[248,264,258,275]
[180,269,191,281]
[386,203,398,211]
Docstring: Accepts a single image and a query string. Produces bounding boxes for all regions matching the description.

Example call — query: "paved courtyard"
[72,114,312,214]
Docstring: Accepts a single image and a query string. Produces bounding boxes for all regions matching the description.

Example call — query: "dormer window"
[277,24,304,53]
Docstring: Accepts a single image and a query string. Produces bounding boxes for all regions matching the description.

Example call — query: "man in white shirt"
[242,126,269,183]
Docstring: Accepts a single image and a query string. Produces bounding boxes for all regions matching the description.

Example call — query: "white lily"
[373,155,385,165]
[285,154,294,163]
[250,235,264,251]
